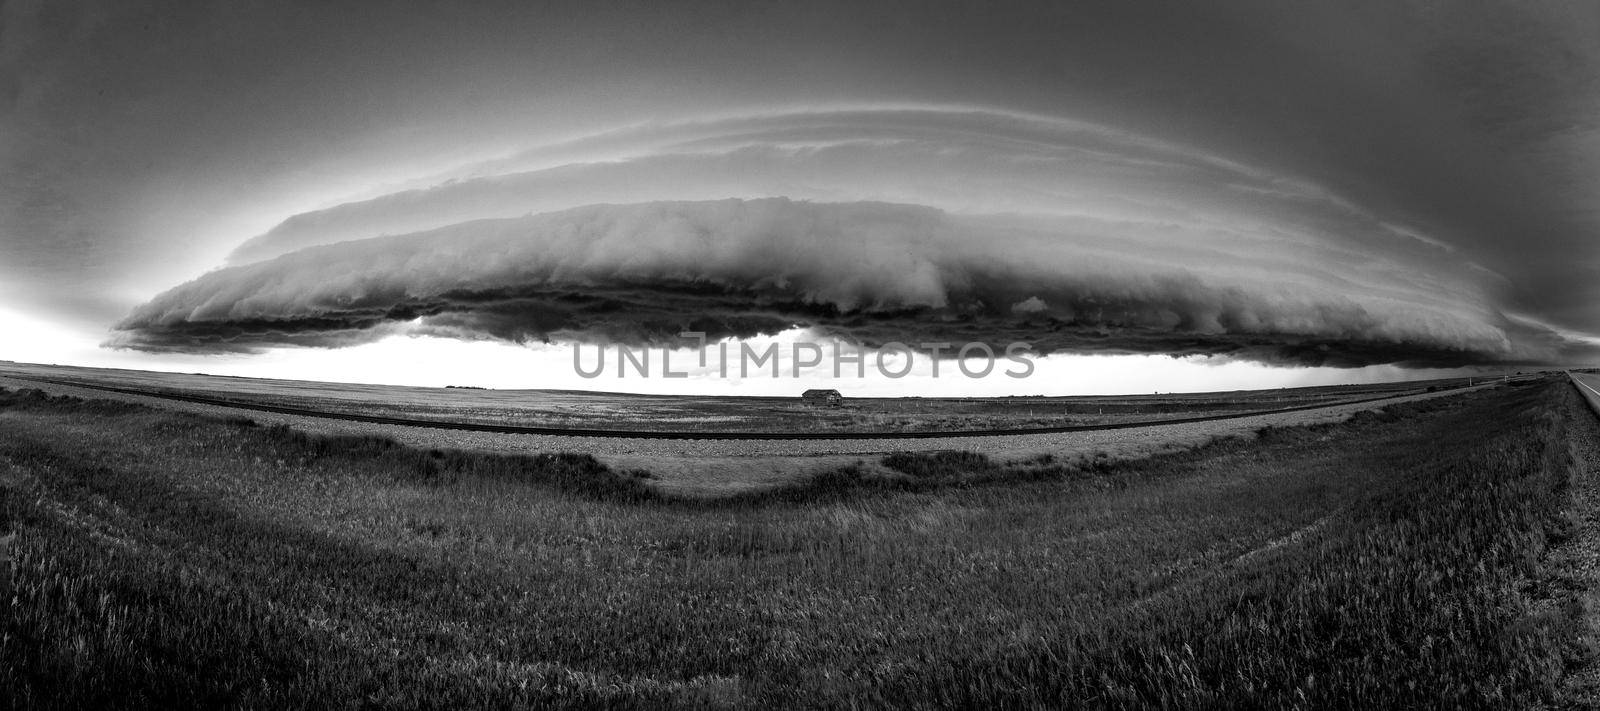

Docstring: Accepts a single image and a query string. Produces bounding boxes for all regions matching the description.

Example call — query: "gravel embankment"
[1,374,1497,495]
[1555,376,1600,707]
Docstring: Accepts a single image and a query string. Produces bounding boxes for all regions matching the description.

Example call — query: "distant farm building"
[801,388,843,407]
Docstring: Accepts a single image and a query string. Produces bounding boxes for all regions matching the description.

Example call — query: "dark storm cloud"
[4,1,1597,369]
[116,198,1580,367]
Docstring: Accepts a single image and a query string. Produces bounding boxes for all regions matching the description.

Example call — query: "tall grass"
[0,381,1586,708]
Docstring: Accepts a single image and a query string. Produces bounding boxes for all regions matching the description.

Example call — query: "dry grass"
[0,379,1586,708]
[0,361,1480,434]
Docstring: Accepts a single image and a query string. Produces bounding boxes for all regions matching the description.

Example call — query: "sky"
[2,0,1597,395]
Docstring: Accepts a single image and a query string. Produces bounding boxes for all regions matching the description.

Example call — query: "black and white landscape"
[3,2,1600,709]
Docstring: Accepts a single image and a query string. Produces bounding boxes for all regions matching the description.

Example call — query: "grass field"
[0,362,1498,433]
[0,378,1590,708]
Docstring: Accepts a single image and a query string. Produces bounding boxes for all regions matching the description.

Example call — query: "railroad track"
[0,372,1485,441]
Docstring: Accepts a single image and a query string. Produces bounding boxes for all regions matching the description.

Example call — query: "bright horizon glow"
[0,315,1498,397]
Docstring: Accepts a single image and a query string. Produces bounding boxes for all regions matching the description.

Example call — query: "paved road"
[1572,372,1600,414]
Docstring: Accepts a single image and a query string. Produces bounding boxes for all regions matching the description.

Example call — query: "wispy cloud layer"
[225,109,1466,268]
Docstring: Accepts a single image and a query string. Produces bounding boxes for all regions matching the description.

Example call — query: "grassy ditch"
[0,380,1585,708]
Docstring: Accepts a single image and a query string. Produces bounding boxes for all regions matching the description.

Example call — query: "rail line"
[0,372,1480,441]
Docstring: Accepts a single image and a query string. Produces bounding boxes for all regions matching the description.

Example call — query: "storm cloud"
[224,109,1472,268]
[122,104,1597,368]
[4,1,1595,377]
[117,198,1564,367]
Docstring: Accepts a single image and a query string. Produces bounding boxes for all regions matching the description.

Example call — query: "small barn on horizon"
[801,388,843,407]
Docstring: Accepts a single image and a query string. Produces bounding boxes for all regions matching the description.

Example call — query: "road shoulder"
[1552,381,1600,707]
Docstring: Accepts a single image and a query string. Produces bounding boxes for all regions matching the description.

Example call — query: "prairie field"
[0,362,1489,434]
[0,377,1595,708]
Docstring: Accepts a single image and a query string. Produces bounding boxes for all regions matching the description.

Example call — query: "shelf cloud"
[223,108,1474,269]
[117,103,1600,368]
[116,197,1576,367]
[1,0,1579,376]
